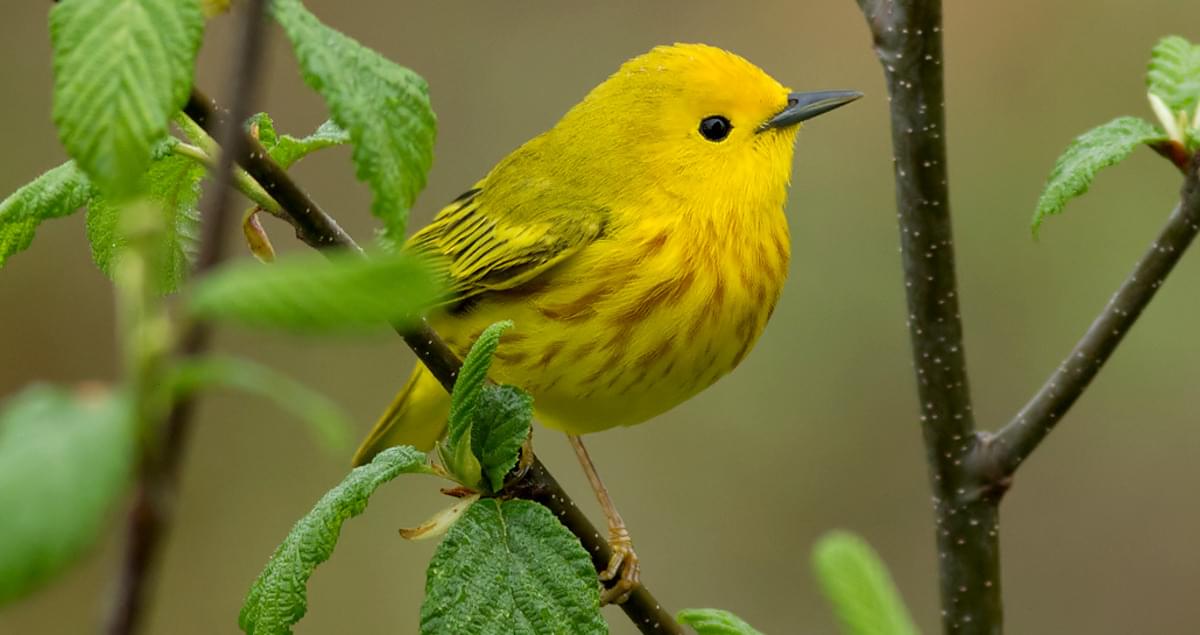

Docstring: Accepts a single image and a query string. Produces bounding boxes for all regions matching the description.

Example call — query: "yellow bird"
[353,43,859,602]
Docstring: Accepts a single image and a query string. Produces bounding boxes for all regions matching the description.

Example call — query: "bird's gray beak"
[758,90,863,132]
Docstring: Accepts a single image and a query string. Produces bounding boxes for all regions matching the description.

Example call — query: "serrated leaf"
[469,385,532,493]
[247,112,279,148]
[238,446,433,634]
[420,499,605,635]
[169,355,351,453]
[188,251,444,332]
[0,162,94,267]
[271,120,350,169]
[87,153,205,293]
[272,0,436,243]
[446,321,512,449]
[0,385,133,605]
[1147,36,1200,114]
[813,531,919,635]
[50,0,204,195]
[1032,117,1165,234]
[677,608,765,635]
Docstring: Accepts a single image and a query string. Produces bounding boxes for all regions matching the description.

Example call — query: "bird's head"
[547,43,860,215]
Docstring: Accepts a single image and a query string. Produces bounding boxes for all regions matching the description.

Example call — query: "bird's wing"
[408,180,609,307]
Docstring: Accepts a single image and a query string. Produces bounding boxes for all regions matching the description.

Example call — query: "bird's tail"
[351,364,450,466]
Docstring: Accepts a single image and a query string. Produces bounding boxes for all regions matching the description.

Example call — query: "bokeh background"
[2,1,1198,633]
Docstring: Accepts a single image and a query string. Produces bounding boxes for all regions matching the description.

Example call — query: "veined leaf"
[813,531,919,635]
[446,321,511,450]
[1032,117,1165,234]
[272,0,436,243]
[247,113,350,169]
[677,609,765,635]
[170,355,352,453]
[469,385,532,493]
[188,251,444,332]
[1147,36,1200,114]
[0,162,94,267]
[0,385,133,605]
[238,446,433,634]
[50,0,204,195]
[420,499,605,635]
[87,153,205,293]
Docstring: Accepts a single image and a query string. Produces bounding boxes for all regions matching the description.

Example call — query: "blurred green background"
[2,1,1198,633]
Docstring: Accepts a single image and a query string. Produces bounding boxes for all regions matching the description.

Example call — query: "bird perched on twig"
[353,42,860,604]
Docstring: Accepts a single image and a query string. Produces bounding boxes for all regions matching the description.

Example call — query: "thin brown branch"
[853,0,1002,632]
[104,2,270,633]
[978,152,1200,478]
[181,90,683,635]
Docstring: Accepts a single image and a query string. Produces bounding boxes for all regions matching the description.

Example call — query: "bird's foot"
[598,527,640,605]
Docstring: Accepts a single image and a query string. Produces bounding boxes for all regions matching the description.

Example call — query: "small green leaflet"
[1147,36,1200,115]
[238,446,434,634]
[169,355,353,453]
[248,113,351,169]
[0,385,133,605]
[87,153,205,293]
[420,499,605,635]
[271,0,437,244]
[50,0,204,195]
[188,250,444,332]
[468,385,532,493]
[439,321,534,492]
[0,162,94,267]
[677,608,765,635]
[812,531,918,635]
[1032,117,1165,234]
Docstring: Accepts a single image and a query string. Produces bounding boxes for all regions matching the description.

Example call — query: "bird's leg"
[567,433,640,605]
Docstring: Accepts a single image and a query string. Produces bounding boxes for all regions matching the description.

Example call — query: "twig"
[978,153,1200,477]
[181,90,683,635]
[853,1,1002,632]
[104,2,270,633]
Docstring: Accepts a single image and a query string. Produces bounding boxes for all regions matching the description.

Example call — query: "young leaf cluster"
[1033,35,1200,233]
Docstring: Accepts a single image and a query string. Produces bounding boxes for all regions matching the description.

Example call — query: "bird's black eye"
[699,116,732,142]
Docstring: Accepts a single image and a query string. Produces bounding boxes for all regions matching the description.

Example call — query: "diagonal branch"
[181,89,682,635]
[854,1,1002,632]
[104,1,270,633]
[978,153,1200,477]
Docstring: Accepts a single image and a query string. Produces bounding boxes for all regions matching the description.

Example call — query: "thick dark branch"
[104,2,270,633]
[979,153,1200,477]
[855,1,1002,633]
[182,90,682,635]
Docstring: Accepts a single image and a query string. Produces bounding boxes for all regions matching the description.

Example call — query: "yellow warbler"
[353,42,858,602]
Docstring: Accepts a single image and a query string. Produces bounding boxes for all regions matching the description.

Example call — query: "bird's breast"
[437,205,790,435]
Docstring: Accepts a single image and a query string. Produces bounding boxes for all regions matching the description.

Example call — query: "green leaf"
[170,355,352,453]
[446,321,512,448]
[87,153,205,293]
[1147,36,1200,114]
[1032,117,1165,234]
[677,609,765,635]
[188,251,444,332]
[421,499,605,635]
[50,0,204,195]
[469,385,533,493]
[239,446,433,634]
[0,162,94,267]
[0,385,133,605]
[272,0,436,243]
[271,120,350,169]
[813,531,919,635]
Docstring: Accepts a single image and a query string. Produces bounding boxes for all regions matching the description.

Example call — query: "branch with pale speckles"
[977,154,1200,479]
[854,0,1001,632]
[181,89,683,635]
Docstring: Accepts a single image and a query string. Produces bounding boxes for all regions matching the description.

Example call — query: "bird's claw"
[598,530,640,605]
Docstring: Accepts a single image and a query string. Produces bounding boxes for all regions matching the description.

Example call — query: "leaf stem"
[181,88,684,635]
[173,127,285,216]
